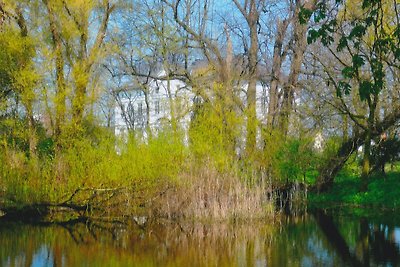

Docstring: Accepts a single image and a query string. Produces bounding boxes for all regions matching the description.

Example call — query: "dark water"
[1,210,400,267]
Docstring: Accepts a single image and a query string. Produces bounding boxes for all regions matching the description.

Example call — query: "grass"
[308,167,400,210]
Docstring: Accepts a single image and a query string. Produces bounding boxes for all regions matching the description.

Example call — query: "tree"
[161,0,242,155]
[108,0,188,137]
[42,0,66,150]
[0,1,39,157]
[306,0,400,191]
[42,0,116,140]
[232,0,264,156]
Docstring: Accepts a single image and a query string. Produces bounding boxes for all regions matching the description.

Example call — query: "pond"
[0,209,400,267]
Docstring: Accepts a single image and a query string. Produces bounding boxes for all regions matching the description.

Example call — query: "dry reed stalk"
[152,165,275,220]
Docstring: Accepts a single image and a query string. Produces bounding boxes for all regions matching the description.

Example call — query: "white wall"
[115,76,271,140]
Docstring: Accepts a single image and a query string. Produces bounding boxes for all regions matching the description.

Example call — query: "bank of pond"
[1,171,400,266]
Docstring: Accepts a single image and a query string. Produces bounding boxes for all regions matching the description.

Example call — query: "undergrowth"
[309,167,400,210]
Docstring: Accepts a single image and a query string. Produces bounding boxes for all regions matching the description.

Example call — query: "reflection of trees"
[0,220,279,267]
[0,223,53,267]
[265,215,346,266]
[360,219,400,266]
[0,219,127,267]
[1,214,400,266]
[314,210,363,266]
[313,209,400,267]
[58,219,127,245]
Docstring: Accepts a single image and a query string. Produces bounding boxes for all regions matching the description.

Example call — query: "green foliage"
[0,28,37,100]
[307,0,399,101]
[189,100,241,171]
[309,169,400,209]
[274,138,312,184]
[319,136,342,162]
[0,129,186,209]
[0,117,29,152]
[299,7,313,24]
[370,137,400,172]
[262,132,319,186]
[0,116,53,158]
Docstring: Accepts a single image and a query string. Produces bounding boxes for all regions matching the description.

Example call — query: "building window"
[261,96,268,111]
[155,100,160,114]
[193,96,201,104]
[138,103,143,116]
[127,103,134,119]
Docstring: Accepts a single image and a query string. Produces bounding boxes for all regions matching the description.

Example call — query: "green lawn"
[308,168,400,210]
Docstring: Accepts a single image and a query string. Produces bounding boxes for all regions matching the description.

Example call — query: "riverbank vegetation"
[309,168,400,210]
[1,0,400,222]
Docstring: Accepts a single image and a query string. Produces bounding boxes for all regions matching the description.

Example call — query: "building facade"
[114,71,270,140]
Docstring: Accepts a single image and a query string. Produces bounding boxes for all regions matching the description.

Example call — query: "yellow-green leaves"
[0,29,38,100]
[308,0,398,101]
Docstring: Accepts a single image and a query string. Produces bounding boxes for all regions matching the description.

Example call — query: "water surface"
[1,210,400,266]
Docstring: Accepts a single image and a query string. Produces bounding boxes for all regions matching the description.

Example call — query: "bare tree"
[232,0,264,155]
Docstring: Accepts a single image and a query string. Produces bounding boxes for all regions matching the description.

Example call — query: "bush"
[189,100,242,172]
[0,129,187,214]
[262,131,318,186]
[370,137,400,173]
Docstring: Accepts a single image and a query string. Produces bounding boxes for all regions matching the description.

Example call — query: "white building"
[114,71,270,140]
[114,71,192,137]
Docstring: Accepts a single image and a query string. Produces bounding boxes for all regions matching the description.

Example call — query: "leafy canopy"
[302,0,400,101]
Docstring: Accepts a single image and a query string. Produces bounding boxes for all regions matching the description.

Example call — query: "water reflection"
[0,211,399,267]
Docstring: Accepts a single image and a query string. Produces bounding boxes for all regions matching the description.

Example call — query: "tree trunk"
[144,89,152,138]
[361,129,371,190]
[267,19,289,130]
[160,5,178,135]
[16,4,37,158]
[67,1,114,131]
[43,0,66,150]
[316,104,400,192]
[316,135,364,192]
[278,0,311,136]
[361,95,378,191]
[245,0,258,156]
[72,82,87,129]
